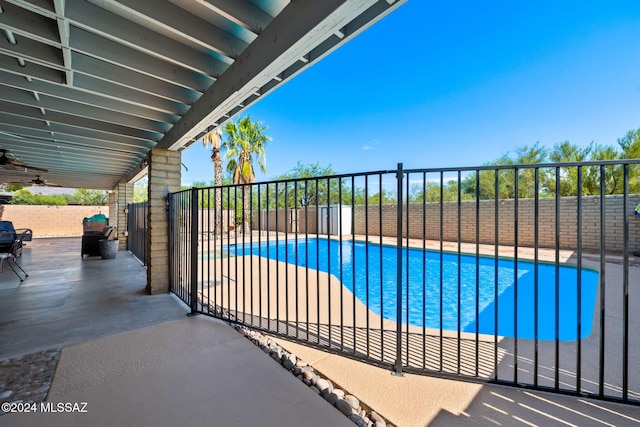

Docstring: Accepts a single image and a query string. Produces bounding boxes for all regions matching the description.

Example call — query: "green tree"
[548,141,592,196]
[11,190,67,205]
[222,116,270,232]
[587,143,623,194]
[72,188,108,205]
[412,180,472,202]
[133,176,148,203]
[617,129,640,193]
[462,143,552,199]
[268,162,341,208]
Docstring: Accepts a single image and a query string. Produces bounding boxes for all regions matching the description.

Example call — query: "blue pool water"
[227,238,599,341]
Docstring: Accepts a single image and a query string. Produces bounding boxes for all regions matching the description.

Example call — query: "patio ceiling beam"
[9,157,132,174]
[0,131,146,165]
[0,100,163,141]
[0,133,143,161]
[0,86,170,134]
[101,0,248,60]
[193,0,273,33]
[0,71,179,123]
[0,2,59,46]
[69,26,214,93]
[71,74,188,116]
[65,0,229,79]
[0,114,155,151]
[0,33,63,68]
[157,0,389,152]
[0,54,64,84]
[53,0,73,85]
[72,53,201,105]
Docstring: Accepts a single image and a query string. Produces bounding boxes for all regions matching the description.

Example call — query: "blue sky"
[181,0,640,185]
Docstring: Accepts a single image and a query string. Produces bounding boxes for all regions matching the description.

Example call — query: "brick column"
[117,183,133,250]
[146,147,181,294]
[108,183,132,250]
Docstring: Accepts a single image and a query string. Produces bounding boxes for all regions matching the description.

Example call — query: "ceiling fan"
[29,175,62,187]
[0,148,48,172]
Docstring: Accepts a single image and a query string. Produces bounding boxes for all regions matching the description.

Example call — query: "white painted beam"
[0,123,149,155]
[0,2,59,45]
[192,0,273,33]
[158,0,380,150]
[0,112,155,150]
[67,0,229,78]
[71,52,201,105]
[0,52,64,83]
[100,0,248,59]
[0,34,63,67]
[69,26,214,93]
[0,71,178,123]
[72,73,189,116]
[0,86,170,133]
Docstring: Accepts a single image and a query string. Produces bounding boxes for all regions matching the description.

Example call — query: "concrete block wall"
[146,148,181,294]
[353,194,640,253]
[0,205,109,237]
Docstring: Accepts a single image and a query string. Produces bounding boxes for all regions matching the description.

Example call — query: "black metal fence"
[127,201,147,265]
[169,160,640,405]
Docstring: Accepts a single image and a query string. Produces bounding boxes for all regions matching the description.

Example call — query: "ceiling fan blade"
[10,160,49,173]
[2,163,17,170]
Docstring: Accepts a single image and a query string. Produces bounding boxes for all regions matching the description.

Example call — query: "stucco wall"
[0,205,109,237]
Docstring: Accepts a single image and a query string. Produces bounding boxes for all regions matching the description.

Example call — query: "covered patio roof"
[0,0,404,189]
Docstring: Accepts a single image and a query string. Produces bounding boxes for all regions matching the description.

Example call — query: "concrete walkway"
[1,316,353,427]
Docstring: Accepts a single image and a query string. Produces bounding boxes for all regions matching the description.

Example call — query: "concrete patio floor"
[2,238,640,426]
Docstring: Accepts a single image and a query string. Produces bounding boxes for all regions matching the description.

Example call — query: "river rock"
[336,399,354,416]
[333,389,345,399]
[348,414,368,427]
[344,394,359,409]
[283,357,295,370]
[370,411,385,423]
[315,378,332,393]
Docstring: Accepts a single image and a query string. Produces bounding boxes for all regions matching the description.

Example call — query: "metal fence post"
[190,187,199,316]
[394,163,404,376]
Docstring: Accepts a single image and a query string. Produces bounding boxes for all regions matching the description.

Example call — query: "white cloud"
[362,139,380,151]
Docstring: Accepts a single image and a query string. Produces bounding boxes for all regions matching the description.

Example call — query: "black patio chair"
[0,230,29,281]
[0,220,16,252]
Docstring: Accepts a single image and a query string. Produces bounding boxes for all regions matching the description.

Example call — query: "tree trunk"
[242,185,250,234]
[213,148,222,238]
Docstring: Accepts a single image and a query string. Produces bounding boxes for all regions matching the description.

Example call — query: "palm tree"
[202,129,222,236]
[222,116,270,233]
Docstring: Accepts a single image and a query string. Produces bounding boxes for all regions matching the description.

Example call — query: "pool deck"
[197,231,640,425]
[3,237,640,426]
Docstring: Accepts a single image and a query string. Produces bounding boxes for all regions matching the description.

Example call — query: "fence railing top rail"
[170,159,640,195]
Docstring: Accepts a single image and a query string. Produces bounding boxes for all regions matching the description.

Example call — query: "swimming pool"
[227,238,599,340]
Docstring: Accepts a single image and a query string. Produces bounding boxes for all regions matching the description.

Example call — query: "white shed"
[317,205,352,235]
